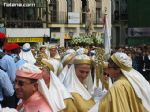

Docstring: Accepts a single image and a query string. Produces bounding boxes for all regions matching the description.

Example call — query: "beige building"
[46,0,111,47]
[0,0,111,47]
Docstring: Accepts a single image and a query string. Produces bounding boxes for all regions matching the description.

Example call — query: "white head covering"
[46,58,63,76]
[65,49,76,55]
[63,54,93,100]
[17,63,52,110]
[61,53,76,67]
[49,45,60,60]
[59,53,76,83]
[48,71,72,112]
[41,59,72,112]
[76,47,88,55]
[59,65,69,83]
[19,43,36,64]
[111,52,150,111]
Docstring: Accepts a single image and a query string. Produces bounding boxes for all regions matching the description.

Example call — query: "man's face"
[75,64,91,83]
[50,48,57,57]
[15,76,37,100]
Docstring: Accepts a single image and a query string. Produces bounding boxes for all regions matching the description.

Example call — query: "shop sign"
[51,32,60,39]
[68,12,80,24]
[7,37,43,43]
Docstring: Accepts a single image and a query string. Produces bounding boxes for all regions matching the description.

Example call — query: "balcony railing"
[49,12,102,25]
[0,12,103,28]
[0,19,45,28]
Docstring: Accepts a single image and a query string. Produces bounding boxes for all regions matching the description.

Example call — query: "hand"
[93,87,103,97]
[93,87,107,102]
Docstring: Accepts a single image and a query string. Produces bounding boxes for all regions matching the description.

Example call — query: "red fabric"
[4,43,20,51]
[0,32,6,39]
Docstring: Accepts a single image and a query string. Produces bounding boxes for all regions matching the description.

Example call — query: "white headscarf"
[63,54,93,100]
[59,65,69,83]
[111,52,150,111]
[65,49,76,55]
[76,47,88,55]
[47,58,63,76]
[48,71,72,112]
[19,43,36,64]
[48,45,60,60]
[59,53,76,82]
[40,59,72,112]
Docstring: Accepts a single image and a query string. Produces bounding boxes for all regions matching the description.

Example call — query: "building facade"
[111,0,128,48]
[0,0,111,47]
[128,0,150,46]
[111,0,150,47]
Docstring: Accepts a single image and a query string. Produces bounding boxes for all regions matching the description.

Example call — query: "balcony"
[112,10,128,23]
[0,12,103,28]
[7,21,44,28]
[49,12,103,25]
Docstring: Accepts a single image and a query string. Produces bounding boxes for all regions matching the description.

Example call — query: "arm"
[0,69,14,96]
[1,55,16,82]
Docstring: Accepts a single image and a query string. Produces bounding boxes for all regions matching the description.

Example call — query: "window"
[96,8,101,24]
[1,0,46,28]
[67,0,72,12]
[50,0,57,23]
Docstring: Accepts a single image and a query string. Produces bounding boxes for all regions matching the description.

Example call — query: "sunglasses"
[15,80,34,86]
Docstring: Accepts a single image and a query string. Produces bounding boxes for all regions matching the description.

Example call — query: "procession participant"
[97,52,150,112]
[49,45,61,60]
[39,59,78,112]
[38,45,49,59]
[48,57,63,76]
[15,63,52,112]
[3,43,26,68]
[59,53,76,83]
[19,43,36,64]
[63,54,104,112]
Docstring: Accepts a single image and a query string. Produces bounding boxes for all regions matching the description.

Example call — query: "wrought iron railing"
[0,12,103,28]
